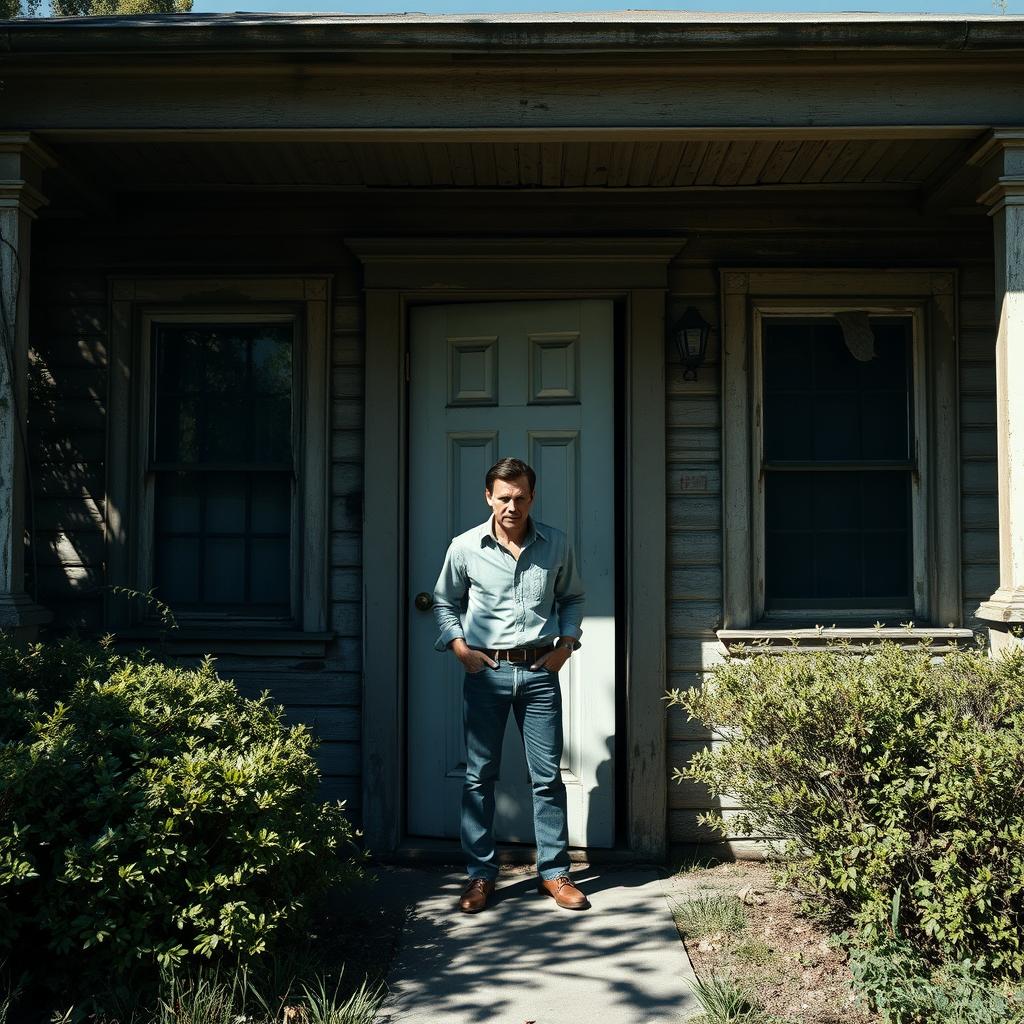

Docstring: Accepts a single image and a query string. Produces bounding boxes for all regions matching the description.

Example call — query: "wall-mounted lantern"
[671,307,713,381]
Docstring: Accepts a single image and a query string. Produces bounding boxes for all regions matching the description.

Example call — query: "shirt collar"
[478,515,546,547]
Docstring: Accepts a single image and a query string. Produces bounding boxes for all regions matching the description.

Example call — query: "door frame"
[348,237,683,861]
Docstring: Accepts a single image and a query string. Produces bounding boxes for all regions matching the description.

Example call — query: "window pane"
[155,473,200,532]
[155,330,203,393]
[765,531,814,599]
[810,472,860,530]
[154,537,200,604]
[203,538,246,604]
[250,538,291,605]
[206,475,247,534]
[251,475,292,533]
[765,471,813,530]
[154,396,199,463]
[813,532,863,599]
[203,330,247,393]
[763,327,812,391]
[252,332,293,394]
[204,398,249,462]
[250,394,292,464]
[764,320,911,463]
[864,532,911,599]
[765,471,911,606]
[764,394,812,460]
[152,323,293,466]
[153,469,292,616]
[861,390,910,460]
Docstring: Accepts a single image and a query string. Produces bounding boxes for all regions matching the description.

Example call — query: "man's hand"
[451,638,497,674]
[531,644,572,673]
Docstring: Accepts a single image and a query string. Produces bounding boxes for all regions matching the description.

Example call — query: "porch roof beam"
[5,69,1024,133]
[4,13,1024,57]
[34,127,987,144]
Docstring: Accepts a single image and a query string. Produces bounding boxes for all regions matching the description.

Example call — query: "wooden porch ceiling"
[52,136,971,192]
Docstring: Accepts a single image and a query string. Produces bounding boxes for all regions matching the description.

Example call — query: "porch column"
[973,131,1024,646]
[0,135,54,641]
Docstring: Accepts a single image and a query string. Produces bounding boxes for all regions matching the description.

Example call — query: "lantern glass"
[682,325,705,359]
[672,307,711,380]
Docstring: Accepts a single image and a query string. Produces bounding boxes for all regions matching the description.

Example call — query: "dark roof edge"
[3,13,1024,56]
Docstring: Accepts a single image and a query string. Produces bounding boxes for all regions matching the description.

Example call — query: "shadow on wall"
[25,294,108,635]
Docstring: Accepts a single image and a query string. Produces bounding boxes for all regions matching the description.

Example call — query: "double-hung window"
[149,318,295,620]
[762,318,914,613]
[720,270,961,632]
[108,277,331,640]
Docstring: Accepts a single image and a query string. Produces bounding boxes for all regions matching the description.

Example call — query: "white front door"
[407,300,616,848]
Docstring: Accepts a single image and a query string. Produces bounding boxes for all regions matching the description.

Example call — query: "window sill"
[716,626,977,656]
[111,627,336,658]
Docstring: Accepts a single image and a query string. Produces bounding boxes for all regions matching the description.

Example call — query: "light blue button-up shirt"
[432,516,585,652]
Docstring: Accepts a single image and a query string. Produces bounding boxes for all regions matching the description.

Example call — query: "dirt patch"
[666,860,879,1024]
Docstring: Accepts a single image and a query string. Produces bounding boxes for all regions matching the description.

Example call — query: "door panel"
[407,300,616,847]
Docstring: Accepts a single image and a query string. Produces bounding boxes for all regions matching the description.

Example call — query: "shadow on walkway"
[374,866,699,1024]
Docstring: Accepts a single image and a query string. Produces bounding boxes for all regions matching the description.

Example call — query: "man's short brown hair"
[485,457,536,494]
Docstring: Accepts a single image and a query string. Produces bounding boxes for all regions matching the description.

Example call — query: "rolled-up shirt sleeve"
[554,539,586,645]
[433,544,468,651]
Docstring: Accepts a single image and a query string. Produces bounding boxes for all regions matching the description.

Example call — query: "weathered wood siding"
[959,264,1000,627]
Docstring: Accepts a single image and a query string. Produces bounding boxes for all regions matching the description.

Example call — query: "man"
[433,457,589,914]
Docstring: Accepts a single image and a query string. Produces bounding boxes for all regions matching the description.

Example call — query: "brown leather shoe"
[538,875,590,910]
[458,877,495,913]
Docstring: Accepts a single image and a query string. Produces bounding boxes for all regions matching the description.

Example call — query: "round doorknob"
[414,592,434,611]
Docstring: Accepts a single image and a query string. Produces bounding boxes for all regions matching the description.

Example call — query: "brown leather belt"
[475,644,555,663]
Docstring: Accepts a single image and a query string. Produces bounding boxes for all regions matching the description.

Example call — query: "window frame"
[107,277,332,640]
[720,269,961,631]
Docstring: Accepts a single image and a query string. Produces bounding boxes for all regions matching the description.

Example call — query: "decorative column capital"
[977,588,1024,625]
[968,129,1024,214]
[0,133,57,218]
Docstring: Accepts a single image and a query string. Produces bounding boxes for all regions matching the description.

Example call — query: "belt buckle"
[509,648,527,663]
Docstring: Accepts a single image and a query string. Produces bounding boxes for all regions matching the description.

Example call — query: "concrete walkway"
[375,866,700,1024]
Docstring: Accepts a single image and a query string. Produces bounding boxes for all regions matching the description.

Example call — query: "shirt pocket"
[524,564,554,604]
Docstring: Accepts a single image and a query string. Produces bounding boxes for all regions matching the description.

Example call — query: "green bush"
[848,936,1023,1024]
[669,640,1024,979]
[0,634,363,1000]
[848,896,1024,1024]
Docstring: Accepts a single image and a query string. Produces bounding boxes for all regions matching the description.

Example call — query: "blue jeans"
[462,662,571,882]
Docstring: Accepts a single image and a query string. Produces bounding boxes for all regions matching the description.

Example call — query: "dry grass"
[669,861,879,1024]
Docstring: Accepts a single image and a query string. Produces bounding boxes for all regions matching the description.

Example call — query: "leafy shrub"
[848,937,1023,1024]
[669,641,1024,979]
[0,634,363,1000]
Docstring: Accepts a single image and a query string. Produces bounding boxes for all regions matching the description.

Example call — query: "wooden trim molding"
[349,236,681,859]
[720,268,961,629]
[105,275,333,644]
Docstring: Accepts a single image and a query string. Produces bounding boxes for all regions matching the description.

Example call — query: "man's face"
[486,475,535,534]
